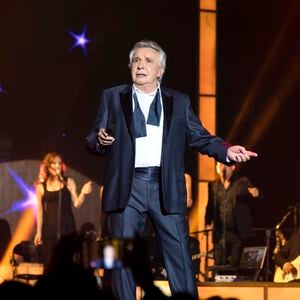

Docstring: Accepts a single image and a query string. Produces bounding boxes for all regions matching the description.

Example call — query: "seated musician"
[274,227,300,282]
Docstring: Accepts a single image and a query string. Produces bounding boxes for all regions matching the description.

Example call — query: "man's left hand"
[227,145,258,162]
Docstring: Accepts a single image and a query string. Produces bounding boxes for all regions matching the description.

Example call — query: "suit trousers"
[107,171,198,300]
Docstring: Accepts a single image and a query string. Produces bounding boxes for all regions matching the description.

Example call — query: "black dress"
[41,178,77,266]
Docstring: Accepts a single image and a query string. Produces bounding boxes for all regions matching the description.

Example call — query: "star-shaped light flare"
[0,165,37,218]
[68,24,91,56]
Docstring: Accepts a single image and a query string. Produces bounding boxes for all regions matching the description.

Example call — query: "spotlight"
[68,24,92,56]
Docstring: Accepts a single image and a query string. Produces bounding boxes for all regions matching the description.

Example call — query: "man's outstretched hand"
[227,145,258,162]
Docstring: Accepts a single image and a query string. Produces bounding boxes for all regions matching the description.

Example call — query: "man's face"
[130,47,164,91]
[216,162,235,178]
[104,245,115,260]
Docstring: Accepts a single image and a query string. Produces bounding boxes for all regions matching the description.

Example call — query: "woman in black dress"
[33,152,92,268]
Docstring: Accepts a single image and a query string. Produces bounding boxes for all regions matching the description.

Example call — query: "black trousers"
[214,229,243,267]
[107,169,198,300]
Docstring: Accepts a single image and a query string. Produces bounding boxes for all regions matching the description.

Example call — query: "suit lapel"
[120,86,135,142]
[161,90,173,143]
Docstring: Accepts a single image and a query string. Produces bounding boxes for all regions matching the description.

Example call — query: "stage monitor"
[238,246,267,270]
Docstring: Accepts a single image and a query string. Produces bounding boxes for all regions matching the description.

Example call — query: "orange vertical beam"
[198,0,217,180]
[189,0,217,281]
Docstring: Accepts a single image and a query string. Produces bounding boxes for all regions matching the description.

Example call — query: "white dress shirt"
[132,84,164,167]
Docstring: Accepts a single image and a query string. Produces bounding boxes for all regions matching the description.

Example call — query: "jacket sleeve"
[86,91,109,155]
[185,96,231,164]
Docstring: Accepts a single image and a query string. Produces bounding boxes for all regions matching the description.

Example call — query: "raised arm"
[67,178,93,208]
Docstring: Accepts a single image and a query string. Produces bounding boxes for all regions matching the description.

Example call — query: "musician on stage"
[205,162,260,267]
[274,227,300,281]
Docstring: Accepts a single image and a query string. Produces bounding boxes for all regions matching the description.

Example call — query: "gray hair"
[128,39,167,81]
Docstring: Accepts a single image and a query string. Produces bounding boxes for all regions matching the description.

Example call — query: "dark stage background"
[0,0,300,247]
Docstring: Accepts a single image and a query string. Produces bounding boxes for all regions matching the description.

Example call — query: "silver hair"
[128,39,167,81]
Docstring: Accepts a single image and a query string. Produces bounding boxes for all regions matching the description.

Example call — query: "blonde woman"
[33,152,92,267]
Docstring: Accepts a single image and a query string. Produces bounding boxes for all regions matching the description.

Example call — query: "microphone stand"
[220,172,228,266]
[56,176,64,242]
[262,209,293,281]
[254,227,276,281]
[57,188,62,242]
[265,228,271,281]
[286,203,300,232]
[275,210,291,230]
[222,193,227,265]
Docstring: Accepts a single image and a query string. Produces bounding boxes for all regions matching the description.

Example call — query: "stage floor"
[154,280,300,300]
[9,263,300,300]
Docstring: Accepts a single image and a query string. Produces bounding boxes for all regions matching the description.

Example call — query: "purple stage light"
[68,24,91,56]
[0,86,6,95]
[0,166,37,218]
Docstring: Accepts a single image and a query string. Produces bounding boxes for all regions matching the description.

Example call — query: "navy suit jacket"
[86,84,230,214]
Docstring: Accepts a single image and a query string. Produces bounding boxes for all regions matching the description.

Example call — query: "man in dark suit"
[86,39,257,300]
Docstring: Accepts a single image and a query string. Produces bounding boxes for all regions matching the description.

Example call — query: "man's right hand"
[98,128,115,145]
